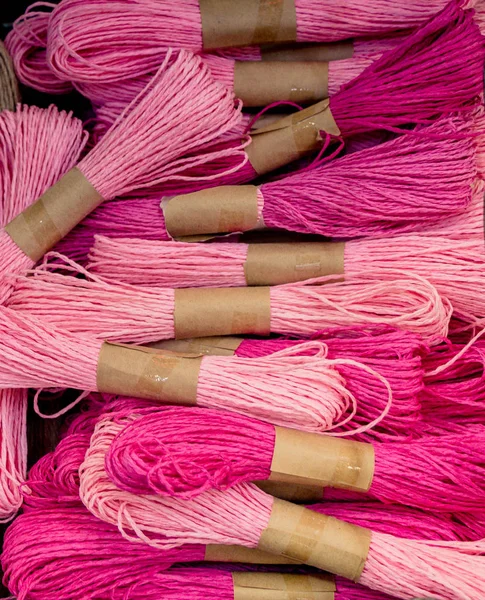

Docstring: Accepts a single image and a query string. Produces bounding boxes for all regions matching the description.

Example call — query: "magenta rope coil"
[81,408,485,600]
[105,405,485,513]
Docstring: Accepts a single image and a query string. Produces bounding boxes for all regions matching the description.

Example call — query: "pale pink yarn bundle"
[81,409,485,600]
[7,256,451,345]
[46,0,474,85]
[0,49,247,304]
[344,236,485,327]
[0,305,397,433]
[0,103,87,521]
[5,2,73,94]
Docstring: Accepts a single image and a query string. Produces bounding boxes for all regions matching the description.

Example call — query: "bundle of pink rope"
[0,103,87,520]
[105,405,485,513]
[0,48,247,305]
[47,0,477,82]
[79,406,485,599]
[6,256,452,344]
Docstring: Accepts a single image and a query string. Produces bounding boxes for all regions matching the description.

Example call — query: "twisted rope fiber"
[46,0,475,83]
[4,507,401,600]
[7,255,451,345]
[5,2,73,94]
[0,104,87,521]
[0,306,392,432]
[0,49,246,298]
[3,401,477,599]
[82,410,485,600]
[344,236,485,327]
[106,406,485,513]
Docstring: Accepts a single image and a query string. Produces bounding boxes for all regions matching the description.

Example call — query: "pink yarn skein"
[7,257,451,345]
[0,104,87,520]
[0,306,395,433]
[0,49,246,303]
[47,0,476,82]
[3,506,398,600]
[105,405,485,513]
[5,2,73,94]
[82,411,485,600]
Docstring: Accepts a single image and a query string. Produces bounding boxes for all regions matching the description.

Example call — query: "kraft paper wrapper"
[174,287,271,339]
[246,100,341,175]
[269,427,375,493]
[163,186,261,238]
[149,336,242,356]
[244,242,345,286]
[5,168,103,262]
[204,544,300,564]
[233,572,336,600]
[256,481,324,503]
[234,62,328,107]
[0,41,20,111]
[199,0,297,49]
[259,499,371,581]
[96,342,202,405]
[261,41,354,62]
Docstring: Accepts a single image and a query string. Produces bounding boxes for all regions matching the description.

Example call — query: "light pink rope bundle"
[0,306,393,433]
[0,103,87,520]
[106,406,485,513]
[47,0,472,85]
[7,256,451,344]
[84,411,485,600]
[0,50,247,305]
[344,236,485,327]
[5,2,73,94]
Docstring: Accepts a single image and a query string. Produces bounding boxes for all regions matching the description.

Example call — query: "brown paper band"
[269,427,375,493]
[204,544,300,564]
[96,343,202,405]
[259,499,371,581]
[174,287,271,339]
[233,572,336,600]
[0,41,20,112]
[244,242,345,286]
[261,41,354,62]
[4,168,103,262]
[246,100,340,175]
[149,337,242,356]
[199,0,297,49]
[163,186,261,238]
[256,481,324,504]
[234,61,328,107]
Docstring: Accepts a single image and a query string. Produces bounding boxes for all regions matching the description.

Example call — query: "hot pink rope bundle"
[82,410,485,600]
[105,405,485,513]
[417,338,485,433]
[7,255,451,344]
[0,306,396,433]
[3,508,402,600]
[0,103,87,520]
[5,2,73,95]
